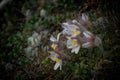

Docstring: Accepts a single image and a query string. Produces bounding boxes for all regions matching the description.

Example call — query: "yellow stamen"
[72,39,77,46]
[73,28,79,36]
[51,43,57,50]
[54,57,60,62]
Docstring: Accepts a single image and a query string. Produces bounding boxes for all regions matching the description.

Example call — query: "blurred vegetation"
[0,0,120,80]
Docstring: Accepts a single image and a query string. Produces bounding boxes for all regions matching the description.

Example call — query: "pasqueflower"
[66,38,80,54]
[50,33,61,50]
[49,51,62,70]
[62,20,81,37]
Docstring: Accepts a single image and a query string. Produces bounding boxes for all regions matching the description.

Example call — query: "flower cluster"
[49,13,102,70]
[24,31,41,57]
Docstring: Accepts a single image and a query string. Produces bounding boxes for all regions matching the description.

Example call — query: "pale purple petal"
[82,42,92,48]
[83,31,93,38]
[82,13,88,22]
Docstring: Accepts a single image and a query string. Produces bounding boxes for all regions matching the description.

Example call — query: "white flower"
[50,32,61,42]
[50,33,61,50]
[48,51,62,70]
[66,38,80,54]
[54,60,62,70]
[62,21,81,37]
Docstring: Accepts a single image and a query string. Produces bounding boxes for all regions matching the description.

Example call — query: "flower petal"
[67,39,77,49]
[57,33,62,41]
[54,60,62,70]
[72,19,78,23]
[71,46,80,54]
[48,51,59,61]
[50,35,57,42]
[62,22,70,28]
[82,13,88,22]
[82,42,93,48]
[83,31,93,38]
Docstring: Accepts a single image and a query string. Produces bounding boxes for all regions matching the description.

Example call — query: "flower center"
[73,28,79,36]
[51,43,57,50]
[72,39,77,46]
[54,57,60,62]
